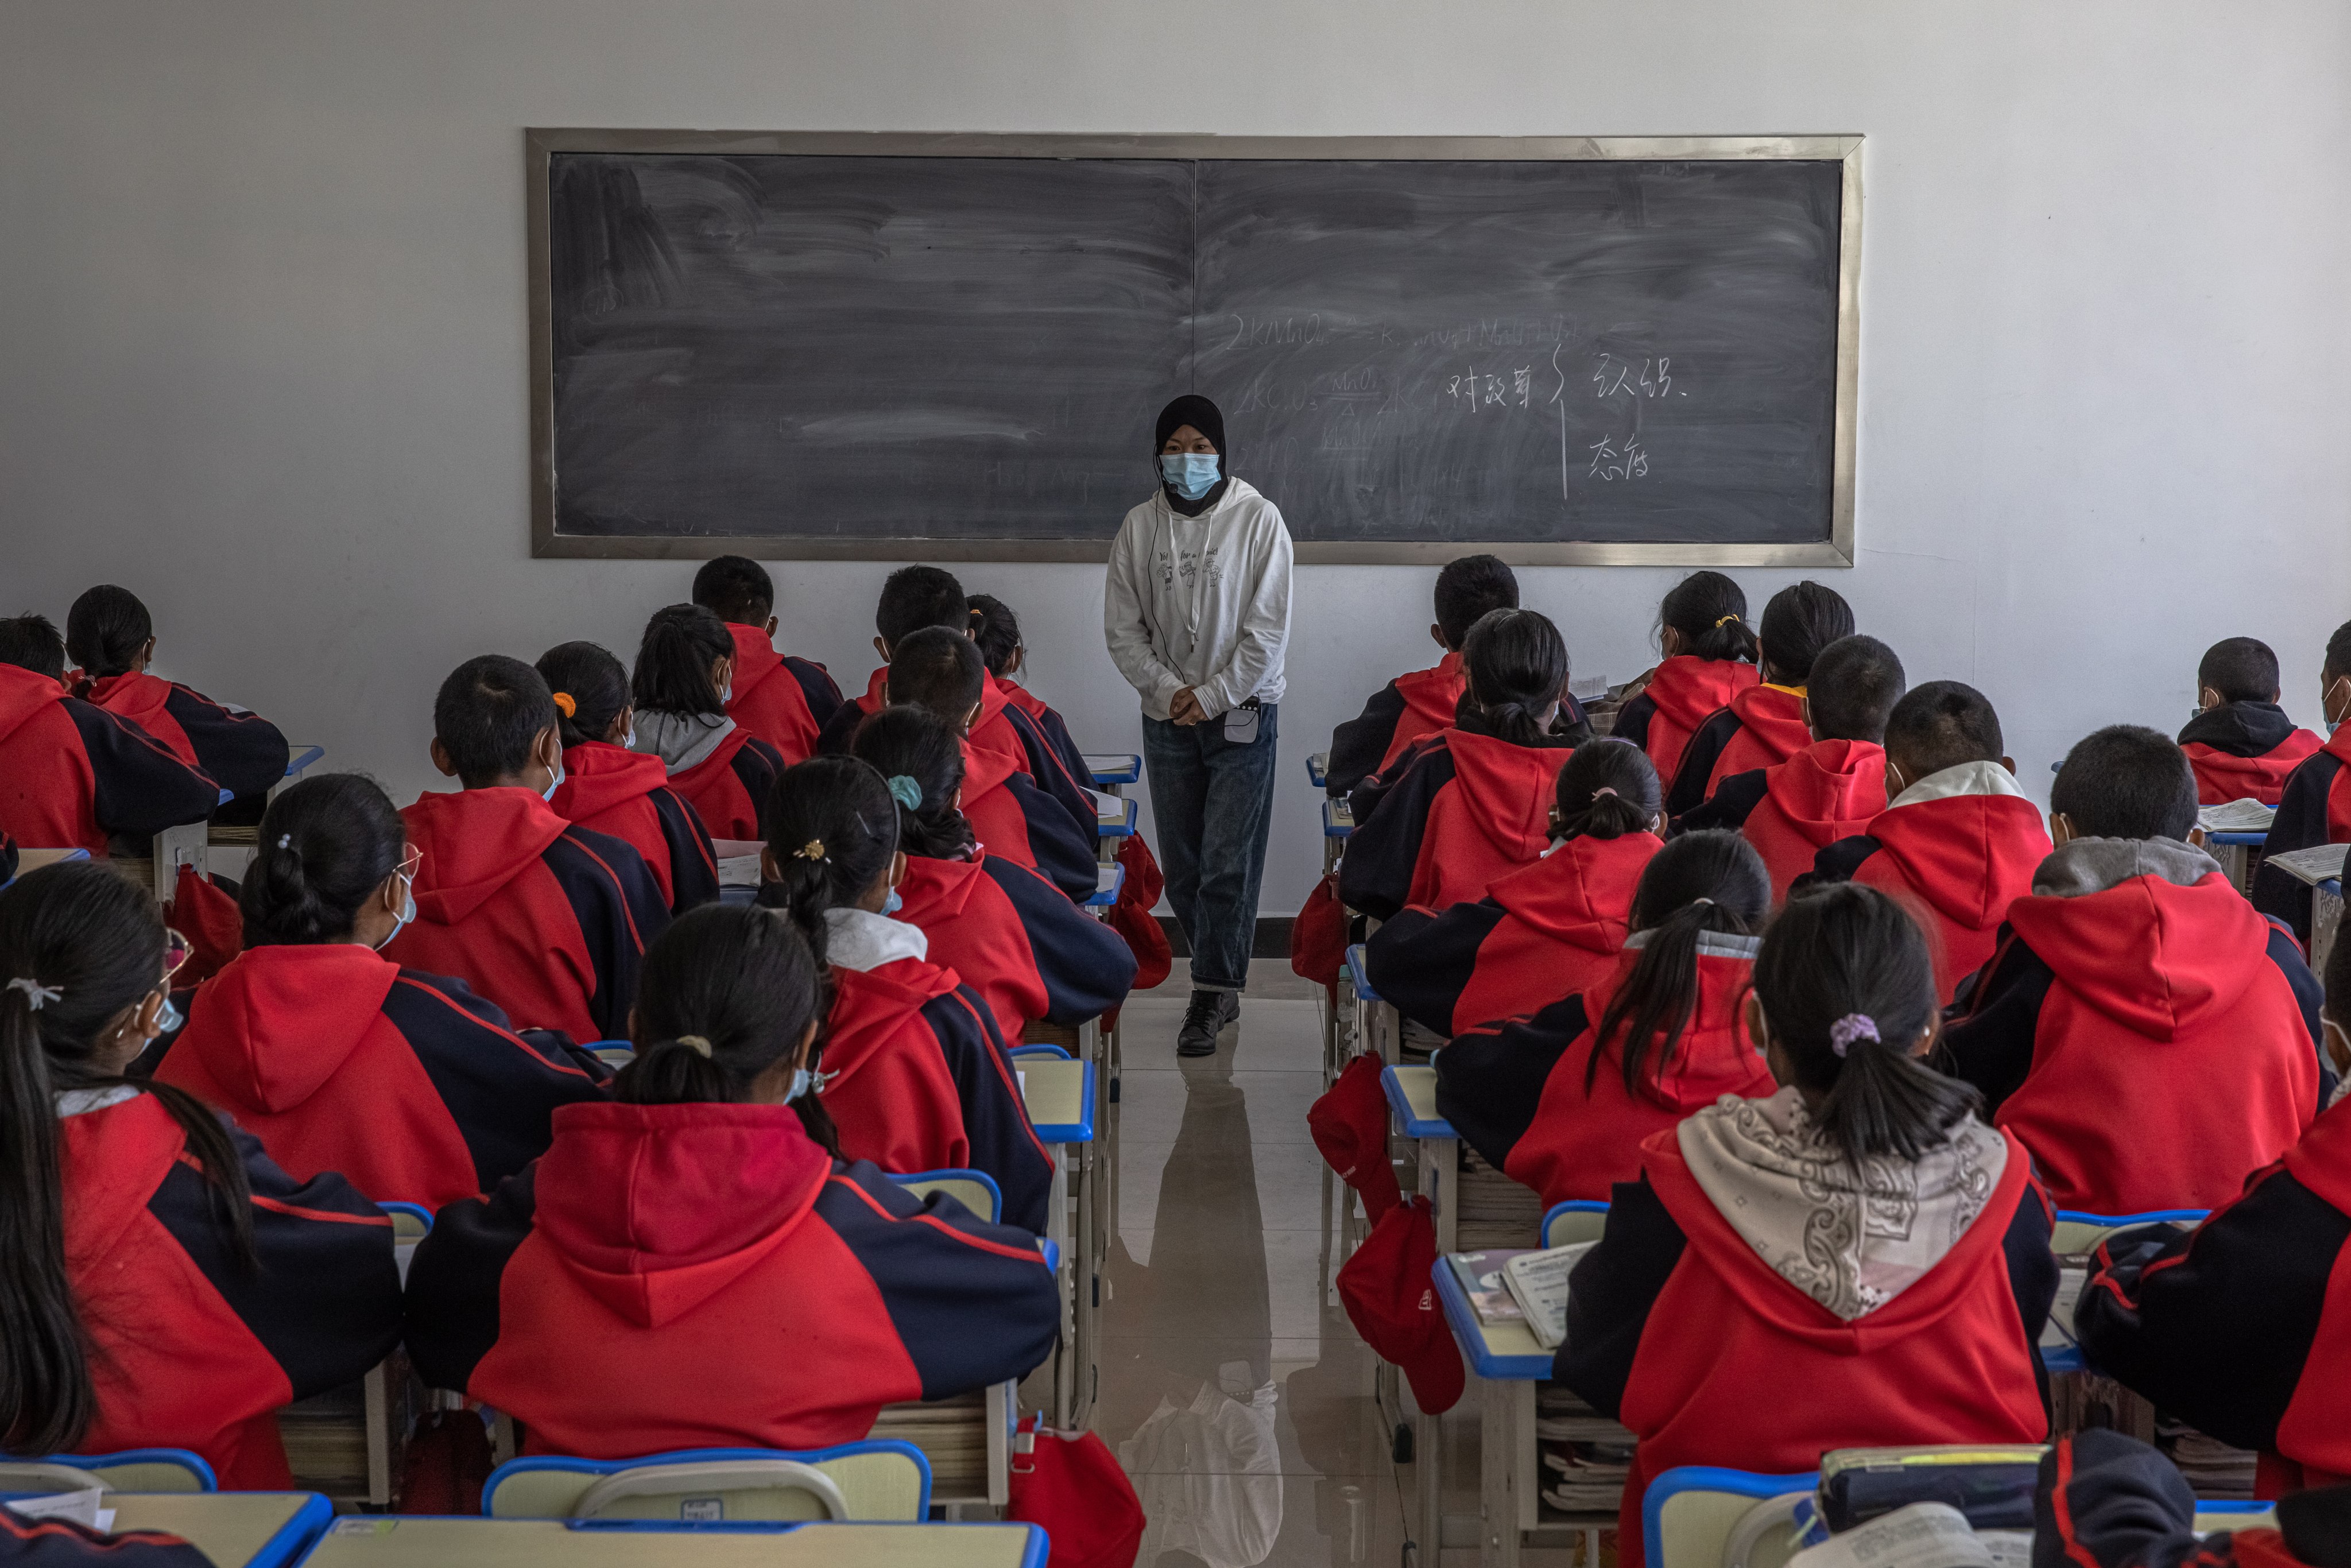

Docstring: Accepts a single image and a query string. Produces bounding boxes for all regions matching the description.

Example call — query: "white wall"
[4,2,2347,916]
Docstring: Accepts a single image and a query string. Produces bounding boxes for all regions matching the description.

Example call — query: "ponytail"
[1758,882,1978,1162]
[632,603,733,719]
[967,594,1023,679]
[1553,740,1660,843]
[1460,607,1570,748]
[1658,570,1759,664]
[759,757,901,965]
[849,706,977,862]
[241,775,405,946]
[1757,581,1855,686]
[535,641,631,750]
[63,585,151,690]
[1587,831,1769,1098]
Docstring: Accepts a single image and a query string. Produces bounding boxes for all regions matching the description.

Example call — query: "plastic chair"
[1643,1466,1818,1568]
[888,1168,1002,1224]
[481,1441,932,1521]
[36,1449,217,1493]
[2050,1209,2206,1255]
[1542,1201,1610,1248]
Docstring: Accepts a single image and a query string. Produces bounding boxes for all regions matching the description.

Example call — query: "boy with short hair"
[1799,680,2051,1001]
[2179,636,2322,806]
[389,655,670,1043]
[1323,554,1517,798]
[1942,724,2320,1215]
[691,555,842,765]
[2255,619,2351,941]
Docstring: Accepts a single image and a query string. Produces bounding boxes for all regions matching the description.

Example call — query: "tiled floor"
[1099,962,1436,1568]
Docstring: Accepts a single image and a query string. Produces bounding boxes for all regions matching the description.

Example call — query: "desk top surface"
[1382,1064,1453,1140]
[1083,753,1141,786]
[296,1518,1045,1568]
[1431,1256,1554,1380]
[1307,752,1329,788]
[1096,795,1138,835]
[1086,862,1125,908]
[1324,797,1353,837]
[1020,1058,1094,1143]
[110,1492,325,1568]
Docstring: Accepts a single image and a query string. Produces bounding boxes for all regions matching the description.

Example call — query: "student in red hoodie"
[1942,724,2321,1215]
[885,629,1098,902]
[1676,634,1901,901]
[1433,831,1776,1207]
[2255,620,2351,943]
[401,903,1058,1458]
[2074,910,2351,1497]
[1800,680,2051,1002]
[627,604,785,843]
[149,774,607,1210]
[1324,555,1519,799]
[2179,636,2324,807]
[969,595,1091,787]
[759,756,1055,1233]
[1664,580,1854,815]
[0,613,220,857]
[1367,739,1663,1036]
[1559,882,2054,1566]
[849,706,1134,1047]
[536,641,719,915]
[64,585,289,822]
[0,861,400,1488]
[1609,571,1761,788]
[691,555,842,765]
[816,564,974,757]
[1339,607,1592,921]
[389,656,670,1043]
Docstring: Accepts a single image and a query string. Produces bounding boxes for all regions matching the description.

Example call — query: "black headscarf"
[1153,394,1230,517]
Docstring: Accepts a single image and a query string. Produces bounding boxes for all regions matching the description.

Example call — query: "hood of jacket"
[1643,655,1760,736]
[1440,727,1576,862]
[1868,762,2050,931]
[2009,836,2262,1040]
[822,957,962,1099]
[401,788,571,926]
[1488,831,1662,954]
[0,663,66,745]
[533,1100,831,1328]
[894,854,988,927]
[176,944,401,1112]
[1393,653,1468,740]
[1726,683,1813,769]
[1593,931,1765,1112]
[960,737,1020,807]
[553,741,669,822]
[727,623,785,699]
[1670,1087,2016,1327]
[82,670,174,728]
[632,710,738,776]
[1764,740,1888,845]
[2177,700,2300,760]
[993,673,1048,722]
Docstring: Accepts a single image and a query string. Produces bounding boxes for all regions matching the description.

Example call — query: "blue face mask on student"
[881,887,904,917]
[541,759,565,802]
[784,1066,815,1104]
[373,878,417,952]
[154,991,184,1036]
[1161,453,1221,501]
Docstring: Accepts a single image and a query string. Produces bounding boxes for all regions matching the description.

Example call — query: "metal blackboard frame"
[526,130,1862,567]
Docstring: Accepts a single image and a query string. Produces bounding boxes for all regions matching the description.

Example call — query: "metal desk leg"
[1047,1142,1074,1427]
[1480,1377,1533,1567]
[1420,1136,1458,1256]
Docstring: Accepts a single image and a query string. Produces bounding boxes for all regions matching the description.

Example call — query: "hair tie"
[6,978,63,1011]
[1713,614,1741,629]
[885,775,923,811]
[551,692,577,719]
[1829,1013,1880,1058]
[277,834,292,850]
[793,839,827,862]
[675,1035,714,1058]
[1590,787,1619,799]
[1688,896,1715,908]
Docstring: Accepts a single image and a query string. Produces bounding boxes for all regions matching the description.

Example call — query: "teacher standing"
[1105,395,1295,1058]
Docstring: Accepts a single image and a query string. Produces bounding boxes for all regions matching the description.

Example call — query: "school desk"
[2206,830,2267,896]
[1307,752,1329,789]
[1323,795,1353,876]
[1085,861,1124,908]
[293,1517,1048,1567]
[5,846,89,886]
[1082,753,1140,793]
[1348,943,1401,1068]
[1093,792,1137,866]
[1016,1055,1098,1431]
[2317,877,2342,978]
[110,1492,331,1568]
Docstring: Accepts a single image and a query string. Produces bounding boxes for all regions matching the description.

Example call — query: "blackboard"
[528,133,1860,564]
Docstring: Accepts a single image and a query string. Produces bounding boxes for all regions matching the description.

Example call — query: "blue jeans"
[1142,704,1280,993]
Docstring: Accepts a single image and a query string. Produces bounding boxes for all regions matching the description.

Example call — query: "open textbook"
[1787,1503,2029,1568]
[2265,842,2349,886]
[1500,1241,1596,1349]
[2197,797,2276,834]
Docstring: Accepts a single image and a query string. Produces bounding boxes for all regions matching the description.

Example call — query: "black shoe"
[1177,989,1240,1057]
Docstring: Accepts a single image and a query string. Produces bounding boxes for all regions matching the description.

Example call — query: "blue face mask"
[881,887,904,917]
[784,1066,815,1104]
[1161,453,1221,501]
[374,877,417,952]
[154,992,185,1036]
[541,758,565,802]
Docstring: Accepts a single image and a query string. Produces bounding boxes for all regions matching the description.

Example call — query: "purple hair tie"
[1829,1013,1880,1058]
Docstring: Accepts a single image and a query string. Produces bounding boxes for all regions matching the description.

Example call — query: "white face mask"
[374,864,418,951]
[622,723,637,750]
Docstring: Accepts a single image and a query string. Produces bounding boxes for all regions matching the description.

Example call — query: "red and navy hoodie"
[1942,836,2321,1215]
[150,943,607,1210]
[2032,1428,2343,1568]
[1432,934,1774,1205]
[1364,830,1661,1036]
[2075,1098,2351,1493]
[1678,739,1888,902]
[993,675,1093,796]
[401,1101,1058,1458]
[58,1089,402,1489]
[78,671,288,809]
[723,622,841,766]
[1661,682,1811,816]
[1338,715,1581,921]
[1324,652,1468,799]
[822,668,1101,843]
[552,741,721,915]
[894,849,1136,1047]
[0,1503,211,1566]
[634,713,784,845]
[812,907,1055,1235]
[1557,1096,2052,1566]
[2254,724,2351,942]
[959,739,1099,904]
[1801,760,2052,1004]
[387,788,670,1044]
[2179,701,2324,808]
[1609,656,1760,792]
[0,664,219,854]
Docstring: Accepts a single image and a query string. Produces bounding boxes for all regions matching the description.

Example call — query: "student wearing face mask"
[146,775,607,1210]
[629,603,786,843]
[537,641,721,916]
[1103,395,1294,1057]
[2253,618,2351,944]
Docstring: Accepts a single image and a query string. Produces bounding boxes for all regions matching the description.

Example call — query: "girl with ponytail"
[0,861,400,1486]
[402,903,1059,1461]
[1339,607,1593,920]
[849,707,1134,1046]
[1432,830,1775,1207]
[1610,570,1764,788]
[757,756,1056,1234]
[1369,739,1664,1034]
[150,773,606,1209]
[1556,881,2051,1567]
[629,603,784,841]
[537,641,721,914]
